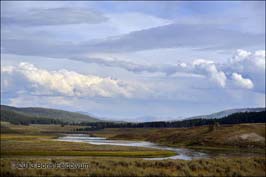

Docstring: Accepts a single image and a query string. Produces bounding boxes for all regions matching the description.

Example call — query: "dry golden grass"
[1,156,265,177]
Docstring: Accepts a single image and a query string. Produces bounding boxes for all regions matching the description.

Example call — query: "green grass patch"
[1,128,176,158]
[1,150,176,158]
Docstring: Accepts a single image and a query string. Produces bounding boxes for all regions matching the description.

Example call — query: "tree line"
[77,111,266,130]
[1,108,265,128]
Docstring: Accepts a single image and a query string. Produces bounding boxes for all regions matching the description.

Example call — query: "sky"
[1,1,265,122]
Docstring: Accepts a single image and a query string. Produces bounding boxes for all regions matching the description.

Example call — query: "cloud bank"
[72,49,264,90]
[1,62,148,98]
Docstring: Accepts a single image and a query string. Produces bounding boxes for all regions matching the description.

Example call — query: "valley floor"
[1,122,265,176]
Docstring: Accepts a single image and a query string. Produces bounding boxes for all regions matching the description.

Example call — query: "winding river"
[57,134,261,160]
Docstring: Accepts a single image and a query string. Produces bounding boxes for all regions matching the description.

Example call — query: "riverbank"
[57,134,210,160]
[0,134,175,158]
[56,132,264,161]
[87,123,266,154]
[0,123,176,158]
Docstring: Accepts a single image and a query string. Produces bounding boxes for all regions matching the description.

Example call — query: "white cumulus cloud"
[1,62,148,98]
[229,49,265,71]
[225,49,265,92]
[192,59,227,87]
[71,49,264,90]
[231,72,254,89]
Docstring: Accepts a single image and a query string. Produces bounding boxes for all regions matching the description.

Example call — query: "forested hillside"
[1,105,265,127]
[1,105,100,123]
[187,108,265,119]
[79,111,266,129]
[1,109,63,125]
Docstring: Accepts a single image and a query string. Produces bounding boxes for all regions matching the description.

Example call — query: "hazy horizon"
[1,1,265,122]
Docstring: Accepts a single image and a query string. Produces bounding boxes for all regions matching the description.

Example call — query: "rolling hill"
[186,108,265,120]
[0,105,101,123]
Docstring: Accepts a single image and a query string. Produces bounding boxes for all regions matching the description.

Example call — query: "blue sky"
[1,1,265,121]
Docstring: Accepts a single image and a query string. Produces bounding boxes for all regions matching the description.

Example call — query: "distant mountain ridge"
[186,107,265,120]
[1,105,265,124]
[1,105,101,123]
